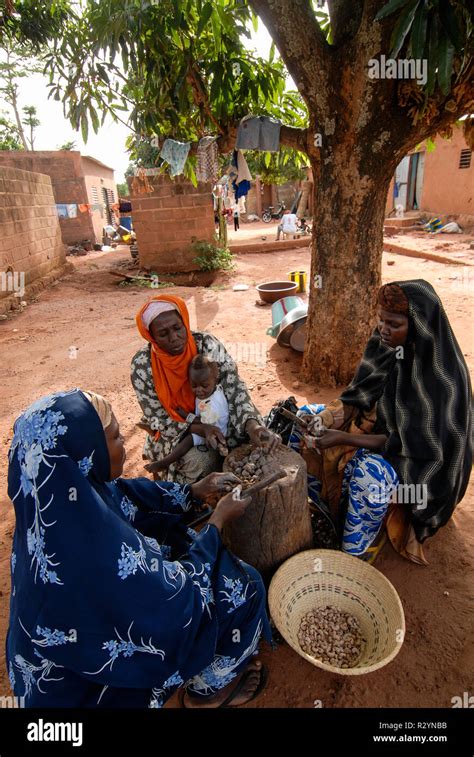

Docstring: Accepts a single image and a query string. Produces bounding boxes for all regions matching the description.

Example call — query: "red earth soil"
[0,242,472,708]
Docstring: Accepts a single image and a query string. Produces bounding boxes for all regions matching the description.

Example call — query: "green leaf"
[389,0,420,58]
[438,0,462,52]
[426,16,439,96]
[269,42,276,63]
[410,2,428,60]
[80,113,88,143]
[197,2,213,37]
[90,105,100,133]
[264,152,271,168]
[437,34,455,95]
[251,12,258,33]
[426,136,436,152]
[375,0,411,21]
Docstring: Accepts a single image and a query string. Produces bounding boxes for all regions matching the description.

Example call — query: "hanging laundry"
[196,136,219,182]
[78,204,91,214]
[236,150,252,184]
[234,179,251,200]
[236,115,281,152]
[159,138,191,177]
[56,204,68,218]
[56,204,78,219]
[90,203,103,212]
[230,150,252,201]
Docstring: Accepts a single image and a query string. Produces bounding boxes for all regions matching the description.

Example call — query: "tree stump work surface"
[223,444,312,579]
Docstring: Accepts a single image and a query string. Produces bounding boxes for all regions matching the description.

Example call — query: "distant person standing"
[233,206,240,231]
[276,209,297,240]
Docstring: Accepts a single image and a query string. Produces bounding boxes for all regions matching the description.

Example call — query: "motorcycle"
[262,202,286,223]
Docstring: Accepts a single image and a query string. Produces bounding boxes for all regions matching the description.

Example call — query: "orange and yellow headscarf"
[136,295,197,423]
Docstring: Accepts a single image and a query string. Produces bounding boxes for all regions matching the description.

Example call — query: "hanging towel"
[159,138,191,177]
[196,136,219,183]
[233,179,251,200]
[236,149,252,183]
[56,204,68,218]
[78,203,91,214]
[236,115,281,152]
[56,204,78,219]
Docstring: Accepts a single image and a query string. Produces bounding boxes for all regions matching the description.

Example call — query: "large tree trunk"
[249,0,472,388]
[301,155,392,386]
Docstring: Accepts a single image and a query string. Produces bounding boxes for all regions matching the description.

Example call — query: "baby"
[145,355,229,473]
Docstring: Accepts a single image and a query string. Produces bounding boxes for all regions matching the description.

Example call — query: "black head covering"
[340,279,472,541]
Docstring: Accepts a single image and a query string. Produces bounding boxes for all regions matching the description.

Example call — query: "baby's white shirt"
[191,385,229,446]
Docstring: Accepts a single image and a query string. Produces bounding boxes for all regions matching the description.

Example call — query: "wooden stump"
[223,444,313,579]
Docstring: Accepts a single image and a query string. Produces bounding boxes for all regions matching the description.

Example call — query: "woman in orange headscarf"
[132,294,279,484]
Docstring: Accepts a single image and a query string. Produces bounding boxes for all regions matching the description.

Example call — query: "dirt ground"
[1,240,473,708]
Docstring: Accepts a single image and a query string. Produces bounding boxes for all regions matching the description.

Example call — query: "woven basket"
[269,549,405,676]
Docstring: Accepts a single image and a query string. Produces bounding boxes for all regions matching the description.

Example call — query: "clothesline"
[56,202,118,219]
[154,115,282,205]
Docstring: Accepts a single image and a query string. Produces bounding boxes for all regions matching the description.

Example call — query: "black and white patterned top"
[131,331,262,474]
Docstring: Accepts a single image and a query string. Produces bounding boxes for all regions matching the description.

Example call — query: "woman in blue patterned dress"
[6,389,271,708]
[290,281,471,564]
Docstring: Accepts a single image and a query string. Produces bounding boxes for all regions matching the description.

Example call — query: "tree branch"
[327,0,363,46]
[214,122,311,156]
[248,0,331,109]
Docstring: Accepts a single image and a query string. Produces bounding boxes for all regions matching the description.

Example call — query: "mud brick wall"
[0,166,66,313]
[130,174,216,272]
[0,151,96,245]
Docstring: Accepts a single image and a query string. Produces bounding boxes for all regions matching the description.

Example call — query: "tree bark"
[301,152,392,386]
[249,0,473,386]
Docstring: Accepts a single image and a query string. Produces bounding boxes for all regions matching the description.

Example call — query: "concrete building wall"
[419,130,472,216]
[130,174,215,272]
[81,156,117,243]
[0,151,94,244]
[0,151,117,245]
[386,130,473,218]
[0,165,66,314]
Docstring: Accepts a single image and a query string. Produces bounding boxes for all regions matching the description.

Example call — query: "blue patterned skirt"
[288,404,399,556]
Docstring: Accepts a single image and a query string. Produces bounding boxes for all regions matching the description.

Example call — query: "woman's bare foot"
[182,660,264,708]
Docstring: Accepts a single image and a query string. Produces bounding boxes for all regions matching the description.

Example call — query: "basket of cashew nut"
[269,549,405,675]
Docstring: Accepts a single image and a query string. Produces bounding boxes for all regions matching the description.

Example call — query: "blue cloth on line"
[6,389,271,708]
[159,139,191,177]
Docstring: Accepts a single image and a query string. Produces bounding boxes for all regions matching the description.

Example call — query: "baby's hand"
[144,460,168,473]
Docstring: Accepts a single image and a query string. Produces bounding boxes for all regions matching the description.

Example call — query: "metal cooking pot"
[276,305,308,350]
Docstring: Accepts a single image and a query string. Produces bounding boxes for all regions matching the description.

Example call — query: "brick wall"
[130,174,216,272]
[0,166,66,313]
[0,151,97,244]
